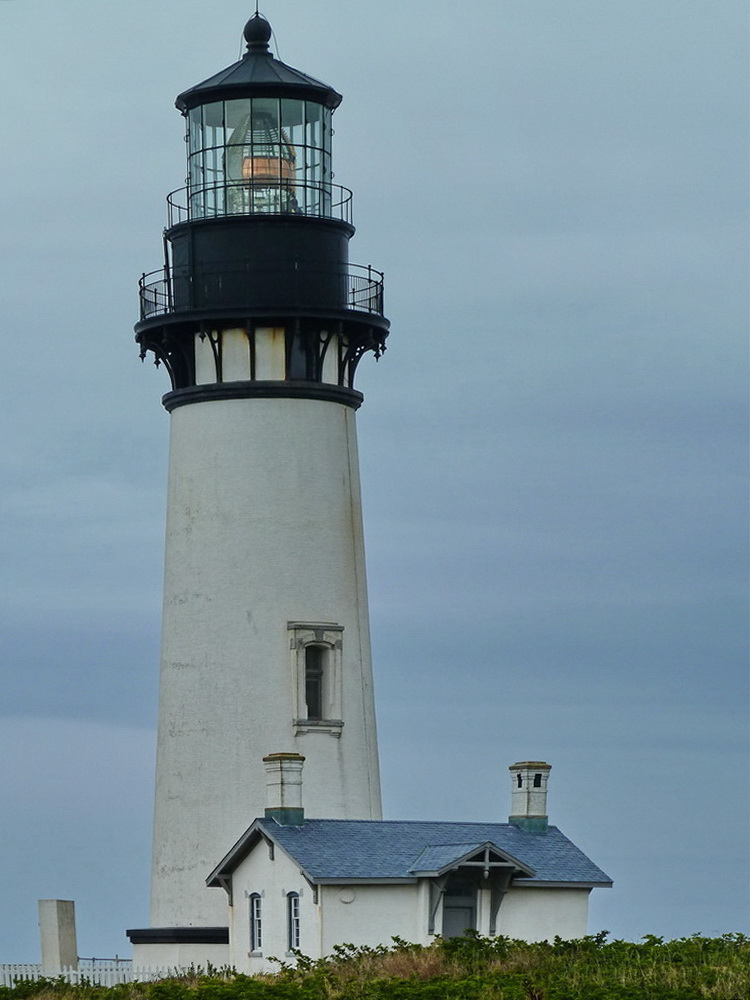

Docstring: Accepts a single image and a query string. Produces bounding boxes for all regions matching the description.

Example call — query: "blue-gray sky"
[0,0,747,961]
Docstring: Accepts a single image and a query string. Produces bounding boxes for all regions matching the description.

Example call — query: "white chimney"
[263,752,305,825]
[508,761,551,833]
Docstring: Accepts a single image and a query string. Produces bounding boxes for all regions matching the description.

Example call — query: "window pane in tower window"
[534,773,542,788]
[305,646,324,720]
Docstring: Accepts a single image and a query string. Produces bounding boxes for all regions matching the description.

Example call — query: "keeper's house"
[201,755,611,972]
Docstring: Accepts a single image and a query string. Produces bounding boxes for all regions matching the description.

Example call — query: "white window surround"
[288,622,344,737]
[249,892,262,955]
[286,891,300,952]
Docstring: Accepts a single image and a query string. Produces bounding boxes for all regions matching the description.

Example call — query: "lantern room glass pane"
[281,99,305,141]
[185,97,335,220]
[188,107,202,153]
[203,102,224,149]
[306,102,322,150]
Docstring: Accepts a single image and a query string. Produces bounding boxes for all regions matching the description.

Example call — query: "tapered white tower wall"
[150,391,381,927]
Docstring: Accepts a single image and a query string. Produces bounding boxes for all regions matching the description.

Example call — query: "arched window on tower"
[305,645,325,720]
[288,622,344,736]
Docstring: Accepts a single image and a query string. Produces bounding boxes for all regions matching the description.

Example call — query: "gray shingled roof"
[243,819,611,886]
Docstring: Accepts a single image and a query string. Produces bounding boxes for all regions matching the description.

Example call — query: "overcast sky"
[0,0,747,962]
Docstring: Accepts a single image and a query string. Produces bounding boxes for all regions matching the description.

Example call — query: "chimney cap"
[509,761,551,770]
[263,752,305,763]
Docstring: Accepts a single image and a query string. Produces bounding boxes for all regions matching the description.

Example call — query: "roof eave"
[512,880,614,889]
[315,877,419,886]
[176,82,342,114]
[206,818,266,886]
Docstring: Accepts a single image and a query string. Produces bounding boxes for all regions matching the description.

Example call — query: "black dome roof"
[175,14,342,112]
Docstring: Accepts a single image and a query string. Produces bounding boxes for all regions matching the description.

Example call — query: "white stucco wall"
[320,883,431,952]
[229,836,319,973]
[497,887,591,941]
[150,394,382,930]
[131,942,230,970]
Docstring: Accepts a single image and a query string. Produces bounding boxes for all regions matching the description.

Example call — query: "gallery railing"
[166,180,353,227]
[139,262,384,320]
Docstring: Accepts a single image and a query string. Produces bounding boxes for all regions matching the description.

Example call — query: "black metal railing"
[139,262,384,321]
[166,180,353,227]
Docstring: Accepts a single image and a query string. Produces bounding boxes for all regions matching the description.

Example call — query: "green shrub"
[3,934,748,1000]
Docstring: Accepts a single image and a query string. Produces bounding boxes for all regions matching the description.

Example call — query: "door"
[441,876,477,938]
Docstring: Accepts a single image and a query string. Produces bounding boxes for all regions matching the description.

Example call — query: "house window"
[249,893,262,952]
[305,646,324,720]
[287,892,300,951]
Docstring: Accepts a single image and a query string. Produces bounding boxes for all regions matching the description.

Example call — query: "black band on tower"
[163,381,364,411]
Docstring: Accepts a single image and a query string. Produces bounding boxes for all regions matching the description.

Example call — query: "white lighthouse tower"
[128,12,387,964]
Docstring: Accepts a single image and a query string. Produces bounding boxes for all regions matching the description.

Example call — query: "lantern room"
[172,13,346,224]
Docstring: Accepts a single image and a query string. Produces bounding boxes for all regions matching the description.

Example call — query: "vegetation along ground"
[4,933,749,1000]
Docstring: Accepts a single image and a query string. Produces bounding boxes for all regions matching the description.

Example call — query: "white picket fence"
[0,963,181,988]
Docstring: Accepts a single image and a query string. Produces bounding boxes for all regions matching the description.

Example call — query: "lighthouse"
[127,11,387,964]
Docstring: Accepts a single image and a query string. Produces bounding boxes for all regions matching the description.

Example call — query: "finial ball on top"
[244,13,272,50]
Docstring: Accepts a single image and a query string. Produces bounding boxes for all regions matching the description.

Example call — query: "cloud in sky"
[0,0,746,961]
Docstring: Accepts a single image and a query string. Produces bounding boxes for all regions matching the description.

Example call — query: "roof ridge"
[298,818,533,827]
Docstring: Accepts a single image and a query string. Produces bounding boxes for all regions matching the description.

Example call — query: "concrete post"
[39,900,78,973]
